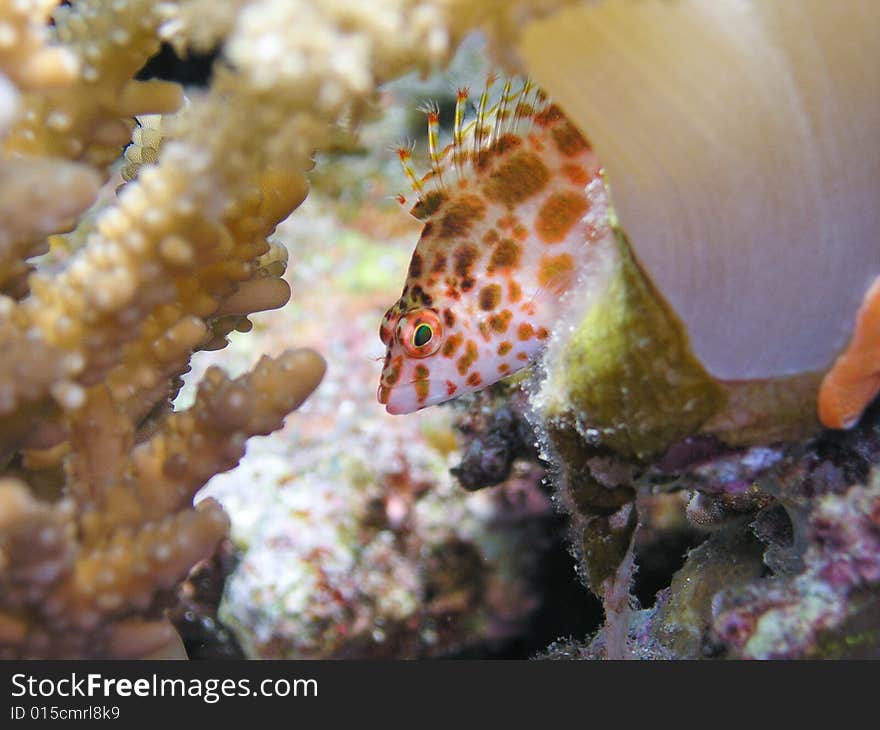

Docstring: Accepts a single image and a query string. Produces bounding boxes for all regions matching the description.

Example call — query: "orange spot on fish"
[490,133,522,156]
[479,283,502,311]
[551,121,589,157]
[534,104,563,127]
[561,163,591,186]
[454,244,478,280]
[410,190,448,220]
[478,321,491,342]
[482,151,550,207]
[488,239,522,274]
[442,333,463,358]
[408,252,423,278]
[508,281,522,303]
[489,309,513,333]
[538,253,575,294]
[383,358,402,386]
[483,228,500,245]
[536,191,589,244]
[439,194,487,238]
[457,340,479,375]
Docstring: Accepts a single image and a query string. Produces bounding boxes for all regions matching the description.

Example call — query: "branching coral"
[0,1,180,297]
[0,0,340,658]
[0,1,78,90]
[5,0,182,170]
[0,350,323,658]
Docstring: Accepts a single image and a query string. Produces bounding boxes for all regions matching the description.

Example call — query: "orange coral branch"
[819,276,880,429]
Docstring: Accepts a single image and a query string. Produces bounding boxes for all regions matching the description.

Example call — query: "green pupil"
[413,324,433,347]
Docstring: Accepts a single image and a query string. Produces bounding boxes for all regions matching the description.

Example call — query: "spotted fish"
[378,77,613,414]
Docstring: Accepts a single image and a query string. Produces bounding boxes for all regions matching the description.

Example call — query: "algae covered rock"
[538,229,726,462]
[531,229,725,594]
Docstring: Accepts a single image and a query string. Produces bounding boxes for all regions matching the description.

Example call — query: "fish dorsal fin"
[395,75,551,220]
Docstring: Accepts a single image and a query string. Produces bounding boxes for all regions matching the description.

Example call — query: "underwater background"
[0,1,878,660]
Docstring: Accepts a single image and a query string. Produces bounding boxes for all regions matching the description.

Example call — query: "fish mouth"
[385,399,414,416]
[378,382,414,414]
[378,380,447,415]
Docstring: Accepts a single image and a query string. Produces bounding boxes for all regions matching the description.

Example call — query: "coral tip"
[819,275,880,429]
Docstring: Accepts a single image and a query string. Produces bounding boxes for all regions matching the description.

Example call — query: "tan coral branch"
[0,349,323,658]
[130,349,326,517]
[4,0,182,173]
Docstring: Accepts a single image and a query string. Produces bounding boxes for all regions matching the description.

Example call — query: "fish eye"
[401,310,442,357]
[413,323,433,348]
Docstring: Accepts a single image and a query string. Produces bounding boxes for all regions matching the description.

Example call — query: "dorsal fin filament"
[397,143,423,201]
[473,73,495,157]
[491,78,513,146]
[420,100,445,189]
[453,86,470,181]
